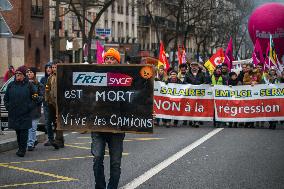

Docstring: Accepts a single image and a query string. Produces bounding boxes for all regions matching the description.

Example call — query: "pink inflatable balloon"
[248,3,284,62]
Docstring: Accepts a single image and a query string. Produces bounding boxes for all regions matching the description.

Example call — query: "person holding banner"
[262,66,280,130]
[91,48,125,189]
[184,62,208,127]
[164,70,182,127]
[243,64,262,128]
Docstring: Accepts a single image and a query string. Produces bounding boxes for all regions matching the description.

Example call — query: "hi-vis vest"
[211,75,223,85]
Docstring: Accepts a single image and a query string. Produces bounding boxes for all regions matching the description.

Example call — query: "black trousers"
[48,104,64,143]
[15,129,29,152]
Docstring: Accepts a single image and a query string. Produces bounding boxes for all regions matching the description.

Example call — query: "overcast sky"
[254,0,284,6]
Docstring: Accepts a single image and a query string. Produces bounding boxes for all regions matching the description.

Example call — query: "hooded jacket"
[40,62,52,106]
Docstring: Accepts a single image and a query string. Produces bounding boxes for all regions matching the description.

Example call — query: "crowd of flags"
[95,35,283,74]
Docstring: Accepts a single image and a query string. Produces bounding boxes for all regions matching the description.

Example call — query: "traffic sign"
[96,28,111,36]
[0,0,13,11]
[0,13,12,37]
[0,0,13,37]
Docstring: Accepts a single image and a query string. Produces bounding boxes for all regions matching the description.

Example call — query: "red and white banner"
[154,81,214,121]
[214,84,284,122]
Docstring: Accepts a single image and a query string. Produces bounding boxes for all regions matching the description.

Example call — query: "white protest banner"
[154,81,214,121]
[213,84,284,122]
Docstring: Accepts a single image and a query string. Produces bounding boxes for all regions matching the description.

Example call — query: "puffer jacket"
[4,78,35,130]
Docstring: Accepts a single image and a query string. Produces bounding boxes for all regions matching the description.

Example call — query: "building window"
[43,34,46,48]
[111,3,115,13]
[31,0,43,17]
[131,0,135,16]
[126,0,129,15]
[28,34,32,48]
[35,48,40,68]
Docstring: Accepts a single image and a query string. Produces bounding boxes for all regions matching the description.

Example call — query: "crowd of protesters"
[154,60,284,130]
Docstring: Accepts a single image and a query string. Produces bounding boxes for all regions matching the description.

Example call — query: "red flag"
[178,45,186,65]
[224,37,233,70]
[264,43,270,71]
[159,41,170,70]
[204,48,225,75]
[252,38,264,66]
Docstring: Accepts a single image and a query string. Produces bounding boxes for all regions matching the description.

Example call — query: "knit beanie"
[27,67,38,76]
[103,48,121,63]
[15,66,27,77]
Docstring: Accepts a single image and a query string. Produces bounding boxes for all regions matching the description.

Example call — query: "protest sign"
[57,64,154,133]
[154,81,214,121]
[214,84,284,122]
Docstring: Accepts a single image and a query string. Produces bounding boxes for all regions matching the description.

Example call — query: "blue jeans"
[91,132,125,189]
[27,118,40,147]
[44,104,54,141]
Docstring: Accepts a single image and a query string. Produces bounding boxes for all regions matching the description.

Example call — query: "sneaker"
[27,146,34,151]
[16,150,25,157]
[44,140,52,146]
[50,140,59,150]
[195,122,200,128]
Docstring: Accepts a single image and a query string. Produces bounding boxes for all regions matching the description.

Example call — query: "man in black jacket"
[183,62,207,127]
[184,62,206,85]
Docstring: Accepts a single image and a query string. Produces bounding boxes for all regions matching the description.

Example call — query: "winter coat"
[165,77,182,84]
[228,78,239,86]
[184,70,206,85]
[238,71,245,84]
[45,73,57,108]
[30,80,44,119]
[4,78,36,130]
[3,70,15,82]
[243,71,262,85]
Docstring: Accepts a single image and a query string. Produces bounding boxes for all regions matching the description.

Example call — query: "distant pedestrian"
[3,65,15,82]
[45,61,64,149]
[40,62,53,146]
[227,72,238,128]
[164,70,181,128]
[26,67,44,151]
[4,66,36,157]
[177,63,188,83]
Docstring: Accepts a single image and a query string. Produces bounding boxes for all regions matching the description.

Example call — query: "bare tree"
[53,0,116,62]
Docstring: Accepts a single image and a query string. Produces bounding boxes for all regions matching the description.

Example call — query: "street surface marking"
[64,144,129,155]
[121,128,224,189]
[0,155,93,165]
[0,164,78,188]
[127,138,164,141]
[64,144,90,149]
[0,179,73,188]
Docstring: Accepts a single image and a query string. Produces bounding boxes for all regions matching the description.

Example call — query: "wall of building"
[23,0,50,70]
[0,36,24,79]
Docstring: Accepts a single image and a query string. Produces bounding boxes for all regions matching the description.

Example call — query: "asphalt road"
[0,123,283,189]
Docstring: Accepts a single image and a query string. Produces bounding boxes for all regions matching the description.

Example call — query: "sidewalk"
[0,130,46,153]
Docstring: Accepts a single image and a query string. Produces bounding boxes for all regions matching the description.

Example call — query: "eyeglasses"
[105,57,115,61]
